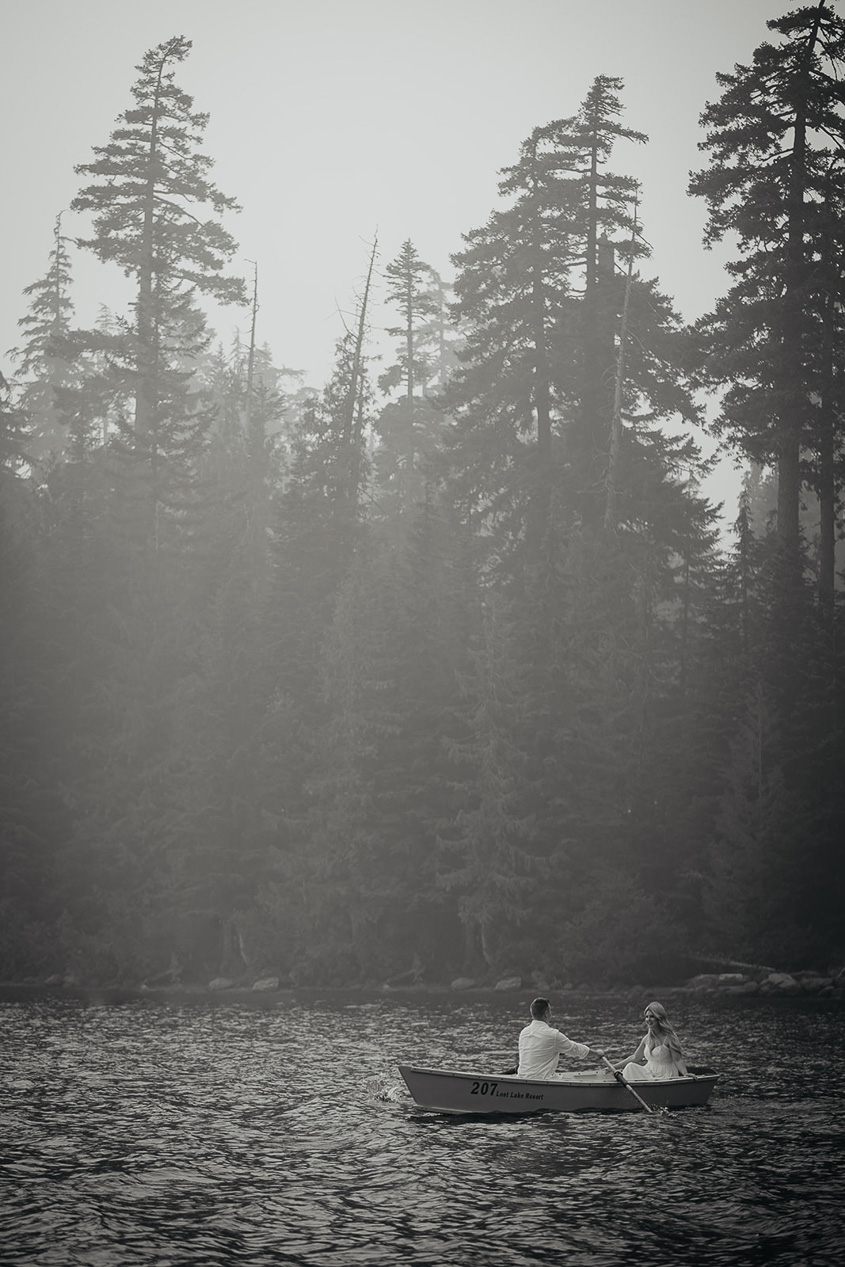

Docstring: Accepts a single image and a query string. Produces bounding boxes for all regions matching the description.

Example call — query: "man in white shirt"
[517,997,604,1079]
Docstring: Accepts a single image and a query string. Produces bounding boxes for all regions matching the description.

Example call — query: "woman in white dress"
[615,1001,688,1081]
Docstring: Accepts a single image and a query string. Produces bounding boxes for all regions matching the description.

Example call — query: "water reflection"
[1,992,843,1265]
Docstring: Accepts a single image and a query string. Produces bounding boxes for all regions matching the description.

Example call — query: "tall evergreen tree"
[567,75,647,526]
[690,1,845,593]
[33,37,250,982]
[246,313,379,980]
[376,240,443,506]
[443,77,655,569]
[72,35,245,522]
[9,215,83,463]
[689,3,845,955]
[441,80,718,961]
[443,115,579,561]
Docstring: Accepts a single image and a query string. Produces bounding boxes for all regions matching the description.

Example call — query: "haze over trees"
[2,6,843,989]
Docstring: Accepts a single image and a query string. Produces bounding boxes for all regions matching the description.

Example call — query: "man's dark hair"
[530,997,550,1019]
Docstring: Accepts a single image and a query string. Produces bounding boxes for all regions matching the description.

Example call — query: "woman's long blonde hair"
[645,1001,684,1055]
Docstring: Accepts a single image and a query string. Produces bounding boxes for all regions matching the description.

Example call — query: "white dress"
[622,1038,681,1081]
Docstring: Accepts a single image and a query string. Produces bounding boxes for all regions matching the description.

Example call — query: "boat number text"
[469,1079,544,1102]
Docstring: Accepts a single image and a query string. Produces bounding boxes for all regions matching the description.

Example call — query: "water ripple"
[1,993,843,1265]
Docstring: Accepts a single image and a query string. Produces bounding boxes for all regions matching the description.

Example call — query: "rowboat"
[398,1064,720,1115]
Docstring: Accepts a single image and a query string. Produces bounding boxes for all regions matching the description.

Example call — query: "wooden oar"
[601,1055,666,1115]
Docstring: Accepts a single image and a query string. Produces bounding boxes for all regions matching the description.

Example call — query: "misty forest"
[2,5,844,992]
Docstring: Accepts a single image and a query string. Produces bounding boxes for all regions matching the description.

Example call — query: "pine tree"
[9,215,84,463]
[72,35,245,522]
[41,37,250,981]
[443,115,580,561]
[246,317,379,981]
[567,75,647,526]
[689,1,845,591]
[689,5,845,958]
[441,82,720,959]
[376,240,444,507]
[444,78,656,569]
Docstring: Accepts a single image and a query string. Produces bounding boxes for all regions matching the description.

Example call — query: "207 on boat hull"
[399,1065,719,1115]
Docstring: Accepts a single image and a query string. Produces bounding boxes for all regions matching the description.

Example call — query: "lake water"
[1,989,843,1266]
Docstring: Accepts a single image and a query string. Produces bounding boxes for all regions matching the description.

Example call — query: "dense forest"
[2,5,844,990]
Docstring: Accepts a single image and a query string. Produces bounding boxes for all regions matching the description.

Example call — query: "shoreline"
[1,969,843,1004]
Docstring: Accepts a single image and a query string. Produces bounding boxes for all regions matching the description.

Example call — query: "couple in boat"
[517,997,687,1081]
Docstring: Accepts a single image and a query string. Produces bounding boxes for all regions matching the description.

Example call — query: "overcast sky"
[2,0,799,516]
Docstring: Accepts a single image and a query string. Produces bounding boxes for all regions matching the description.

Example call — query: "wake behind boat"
[398,1064,720,1115]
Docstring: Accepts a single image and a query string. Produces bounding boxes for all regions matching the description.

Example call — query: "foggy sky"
[2,0,788,516]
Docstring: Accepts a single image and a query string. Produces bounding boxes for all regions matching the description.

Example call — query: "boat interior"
[487,1064,718,1085]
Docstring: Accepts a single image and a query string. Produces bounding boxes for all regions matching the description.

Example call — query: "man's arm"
[556,1030,604,1060]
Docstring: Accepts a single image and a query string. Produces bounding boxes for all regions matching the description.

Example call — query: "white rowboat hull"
[399,1064,719,1115]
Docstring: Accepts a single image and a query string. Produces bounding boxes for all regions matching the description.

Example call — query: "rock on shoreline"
[682,969,843,997]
